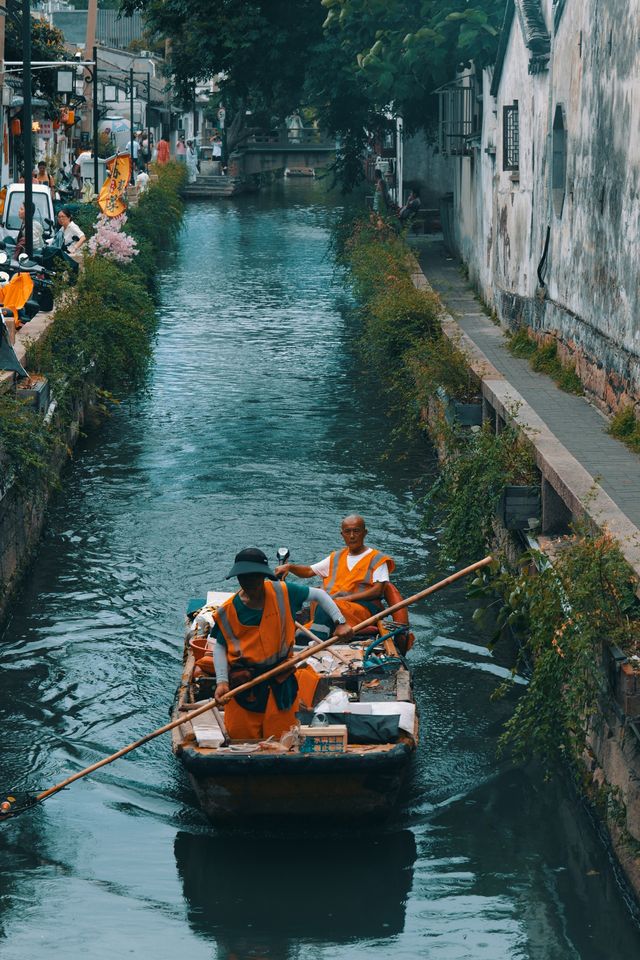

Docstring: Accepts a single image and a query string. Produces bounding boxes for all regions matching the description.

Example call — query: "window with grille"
[503,102,520,171]
[437,78,481,157]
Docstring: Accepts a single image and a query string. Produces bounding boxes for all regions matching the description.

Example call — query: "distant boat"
[284,166,315,178]
[172,583,419,821]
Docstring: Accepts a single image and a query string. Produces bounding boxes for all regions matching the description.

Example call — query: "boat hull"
[176,741,414,821]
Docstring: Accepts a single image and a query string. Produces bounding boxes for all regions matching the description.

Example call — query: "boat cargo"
[172,587,420,821]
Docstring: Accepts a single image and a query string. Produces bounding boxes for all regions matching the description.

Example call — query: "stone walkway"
[412,237,640,569]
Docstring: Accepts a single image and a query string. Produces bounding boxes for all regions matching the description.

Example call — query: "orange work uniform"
[214,580,300,741]
[321,548,395,628]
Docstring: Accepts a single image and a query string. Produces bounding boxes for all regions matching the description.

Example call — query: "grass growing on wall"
[423,421,539,564]
[470,528,640,772]
[608,405,640,453]
[507,328,584,395]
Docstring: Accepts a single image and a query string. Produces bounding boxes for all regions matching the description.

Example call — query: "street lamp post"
[22,0,33,257]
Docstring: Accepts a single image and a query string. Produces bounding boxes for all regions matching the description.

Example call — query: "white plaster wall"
[452,17,550,307]
[548,0,640,358]
[403,129,453,204]
[491,11,550,302]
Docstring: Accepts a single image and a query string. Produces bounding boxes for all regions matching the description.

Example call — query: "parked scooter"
[0,251,55,316]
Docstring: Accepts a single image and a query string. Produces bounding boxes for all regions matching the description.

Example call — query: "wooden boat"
[172,586,419,821]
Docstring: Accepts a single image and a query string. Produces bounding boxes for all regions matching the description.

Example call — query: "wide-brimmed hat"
[225,547,276,580]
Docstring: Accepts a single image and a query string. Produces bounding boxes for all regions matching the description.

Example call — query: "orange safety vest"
[322,548,395,598]
[214,579,295,671]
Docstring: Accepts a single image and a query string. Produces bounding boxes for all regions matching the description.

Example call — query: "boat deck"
[172,593,419,819]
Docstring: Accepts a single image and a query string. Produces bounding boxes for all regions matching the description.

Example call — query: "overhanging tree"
[120,0,506,187]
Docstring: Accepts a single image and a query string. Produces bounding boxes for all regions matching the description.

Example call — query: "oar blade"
[0,792,43,821]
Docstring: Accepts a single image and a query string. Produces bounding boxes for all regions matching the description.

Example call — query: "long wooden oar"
[0,555,492,820]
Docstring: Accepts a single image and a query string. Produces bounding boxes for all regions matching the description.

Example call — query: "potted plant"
[495,439,541,531]
[414,335,483,428]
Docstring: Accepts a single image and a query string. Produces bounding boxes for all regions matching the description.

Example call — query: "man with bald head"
[275,515,395,636]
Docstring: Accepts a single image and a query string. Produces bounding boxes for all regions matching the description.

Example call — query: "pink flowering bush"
[87,214,139,264]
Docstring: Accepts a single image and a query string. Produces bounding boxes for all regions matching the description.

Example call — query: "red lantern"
[65,109,75,125]
[52,119,60,130]
[10,118,21,136]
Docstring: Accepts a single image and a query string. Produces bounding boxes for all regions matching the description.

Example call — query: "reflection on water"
[0,181,639,959]
[175,827,416,958]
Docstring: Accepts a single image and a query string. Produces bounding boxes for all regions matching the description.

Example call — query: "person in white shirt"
[275,514,395,635]
[42,206,85,275]
[15,203,44,256]
[126,137,139,161]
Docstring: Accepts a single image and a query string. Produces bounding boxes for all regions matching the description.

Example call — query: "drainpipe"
[396,114,404,205]
[541,10,556,291]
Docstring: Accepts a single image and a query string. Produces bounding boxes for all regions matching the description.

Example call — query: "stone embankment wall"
[0,326,94,624]
[412,260,640,908]
[446,0,640,415]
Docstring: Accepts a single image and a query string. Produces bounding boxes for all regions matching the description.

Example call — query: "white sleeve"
[307,587,346,624]
[372,562,390,583]
[310,555,331,578]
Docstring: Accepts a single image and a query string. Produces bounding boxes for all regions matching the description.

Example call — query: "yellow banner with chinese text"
[98,153,132,217]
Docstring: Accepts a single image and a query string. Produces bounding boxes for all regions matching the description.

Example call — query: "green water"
[1,181,639,960]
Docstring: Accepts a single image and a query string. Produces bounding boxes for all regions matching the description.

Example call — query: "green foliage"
[506,328,584,395]
[507,327,538,359]
[472,529,640,771]
[121,0,505,189]
[6,6,66,105]
[609,405,640,453]
[121,0,325,117]
[410,334,479,403]
[0,394,61,492]
[424,422,539,564]
[20,165,184,460]
[340,216,440,376]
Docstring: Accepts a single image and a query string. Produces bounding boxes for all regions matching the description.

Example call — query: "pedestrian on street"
[156,135,170,164]
[186,139,198,183]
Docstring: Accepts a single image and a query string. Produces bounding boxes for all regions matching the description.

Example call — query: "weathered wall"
[403,129,453,205]
[450,0,640,412]
[0,391,92,625]
[545,0,640,407]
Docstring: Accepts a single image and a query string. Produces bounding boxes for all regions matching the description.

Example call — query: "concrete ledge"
[1,310,56,394]
[412,266,640,579]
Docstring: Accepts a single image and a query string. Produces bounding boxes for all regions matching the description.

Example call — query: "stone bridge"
[231,127,336,177]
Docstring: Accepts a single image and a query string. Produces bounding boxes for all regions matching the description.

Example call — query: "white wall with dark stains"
[448,0,640,409]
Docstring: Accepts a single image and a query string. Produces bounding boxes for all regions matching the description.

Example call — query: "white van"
[0,183,56,247]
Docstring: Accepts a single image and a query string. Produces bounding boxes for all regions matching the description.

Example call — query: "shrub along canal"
[1,181,639,959]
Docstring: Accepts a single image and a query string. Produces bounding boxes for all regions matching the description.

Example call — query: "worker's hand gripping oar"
[0,555,492,821]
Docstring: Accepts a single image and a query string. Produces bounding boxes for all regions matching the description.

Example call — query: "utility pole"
[0,1,6,187]
[129,66,134,183]
[22,0,33,257]
[84,0,97,171]
[92,44,98,191]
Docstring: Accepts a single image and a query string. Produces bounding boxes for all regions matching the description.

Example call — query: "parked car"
[0,183,55,248]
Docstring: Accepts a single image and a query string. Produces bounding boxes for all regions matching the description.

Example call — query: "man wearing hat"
[212,547,352,741]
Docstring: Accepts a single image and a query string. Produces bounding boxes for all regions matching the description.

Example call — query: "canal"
[1,181,640,959]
